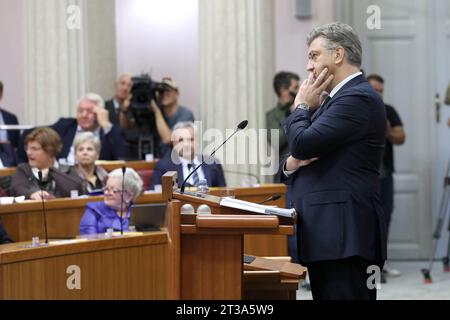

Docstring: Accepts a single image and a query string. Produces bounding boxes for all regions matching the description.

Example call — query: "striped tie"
[188,163,200,186]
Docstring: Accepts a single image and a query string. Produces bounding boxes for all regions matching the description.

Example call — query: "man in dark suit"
[17,93,127,163]
[104,74,136,129]
[0,81,20,149]
[281,23,387,300]
[151,121,226,189]
[0,143,17,167]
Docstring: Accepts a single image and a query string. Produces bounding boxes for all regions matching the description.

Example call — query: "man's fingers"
[318,74,334,92]
[313,68,329,87]
[300,78,309,89]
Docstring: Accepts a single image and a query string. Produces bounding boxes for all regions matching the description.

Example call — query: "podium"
[162,172,296,300]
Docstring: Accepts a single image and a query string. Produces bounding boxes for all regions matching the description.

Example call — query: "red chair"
[137,169,154,191]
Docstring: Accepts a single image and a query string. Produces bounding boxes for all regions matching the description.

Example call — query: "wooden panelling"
[0,232,168,300]
[181,234,242,300]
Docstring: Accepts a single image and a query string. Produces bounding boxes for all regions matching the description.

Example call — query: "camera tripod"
[421,155,450,283]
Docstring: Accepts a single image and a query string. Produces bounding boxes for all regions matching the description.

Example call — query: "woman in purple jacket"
[79,168,143,235]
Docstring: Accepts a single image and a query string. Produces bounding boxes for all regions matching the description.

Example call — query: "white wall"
[274,0,336,82]
[0,0,335,123]
[115,0,199,115]
[0,0,24,121]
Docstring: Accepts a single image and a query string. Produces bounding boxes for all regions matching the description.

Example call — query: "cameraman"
[105,74,136,129]
[152,77,194,157]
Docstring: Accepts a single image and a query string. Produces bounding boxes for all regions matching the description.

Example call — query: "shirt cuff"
[103,124,113,135]
[282,162,298,177]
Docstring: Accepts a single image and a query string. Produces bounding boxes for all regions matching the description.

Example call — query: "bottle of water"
[197,179,209,194]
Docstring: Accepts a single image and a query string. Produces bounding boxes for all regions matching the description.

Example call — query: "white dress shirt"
[179,156,206,186]
[0,110,7,142]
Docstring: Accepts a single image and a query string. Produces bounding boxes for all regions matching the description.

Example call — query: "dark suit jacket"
[105,99,137,126]
[0,108,19,148]
[0,143,17,167]
[10,163,84,199]
[105,99,119,125]
[151,151,226,189]
[0,219,13,244]
[281,75,387,265]
[17,118,128,163]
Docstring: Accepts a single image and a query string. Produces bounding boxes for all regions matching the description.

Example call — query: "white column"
[199,0,275,186]
[23,0,88,125]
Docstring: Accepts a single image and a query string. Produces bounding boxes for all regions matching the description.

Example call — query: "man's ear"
[334,47,345,65]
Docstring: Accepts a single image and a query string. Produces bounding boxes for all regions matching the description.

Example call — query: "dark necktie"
[187,163,200,186]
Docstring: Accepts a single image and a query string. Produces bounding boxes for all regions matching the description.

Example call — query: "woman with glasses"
[73,132,108,193]
[79,168,143,235]
[10,127,84,200]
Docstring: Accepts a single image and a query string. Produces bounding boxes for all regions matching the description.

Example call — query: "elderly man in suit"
[18,93,127,164]
[151,121,226,189]
[281,23,387,300]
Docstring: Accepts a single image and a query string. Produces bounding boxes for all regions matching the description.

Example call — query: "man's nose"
[306,61,314,72]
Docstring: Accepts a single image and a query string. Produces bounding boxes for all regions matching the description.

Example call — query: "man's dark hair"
[0,81,3,93]
[366,74,384,84]
[273,72,300,97]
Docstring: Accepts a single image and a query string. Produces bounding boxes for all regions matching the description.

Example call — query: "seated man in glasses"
[79,168,143,235]
[150,121,226,189]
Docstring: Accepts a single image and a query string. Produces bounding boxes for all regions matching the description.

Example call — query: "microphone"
[180,120,248,193]
[120,166,126,236]
[258,194,281,205]
[37,171,49,244]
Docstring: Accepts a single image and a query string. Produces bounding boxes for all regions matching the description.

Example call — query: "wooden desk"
[95,160,156,172]
[0,184,288,256]
[0,167,15,177]
[0,160,157,177]
[0,232,168,299]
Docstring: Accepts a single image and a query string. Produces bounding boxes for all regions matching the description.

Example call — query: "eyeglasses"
[102,187,124,195]
[26,146,43,152]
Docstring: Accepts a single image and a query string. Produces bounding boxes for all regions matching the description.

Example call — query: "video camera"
[130,74,166,110]
[125,75,168,159]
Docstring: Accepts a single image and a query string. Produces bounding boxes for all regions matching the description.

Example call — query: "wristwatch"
[295,102,310,111]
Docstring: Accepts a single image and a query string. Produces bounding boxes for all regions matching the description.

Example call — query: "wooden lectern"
[162,172,296,300]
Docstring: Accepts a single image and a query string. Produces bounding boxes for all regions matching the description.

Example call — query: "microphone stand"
[37,170,49,244]
[120,166,126,236]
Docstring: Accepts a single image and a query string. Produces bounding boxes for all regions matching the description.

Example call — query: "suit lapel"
[311,95,332,122]
[311,75,365,122]
[203,164,211,185]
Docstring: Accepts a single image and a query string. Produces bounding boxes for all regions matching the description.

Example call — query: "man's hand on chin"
[286,155,319,171]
